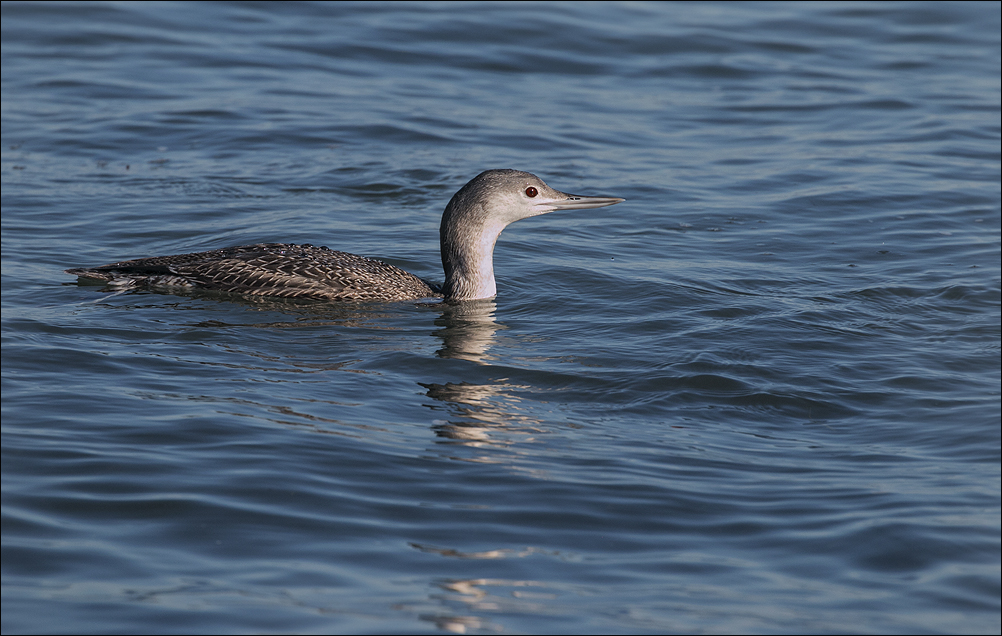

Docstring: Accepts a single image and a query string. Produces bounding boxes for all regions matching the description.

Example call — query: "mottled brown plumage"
[66,243,436,301]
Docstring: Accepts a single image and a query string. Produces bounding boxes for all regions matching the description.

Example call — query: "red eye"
[525,186,538,198]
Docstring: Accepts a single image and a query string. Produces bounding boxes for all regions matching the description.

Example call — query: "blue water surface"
[2,1,1000,633]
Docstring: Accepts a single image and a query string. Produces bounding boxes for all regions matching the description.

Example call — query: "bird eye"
[525,186,538,198]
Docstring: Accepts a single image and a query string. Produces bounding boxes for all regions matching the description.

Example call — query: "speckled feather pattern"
[66,243,440,302]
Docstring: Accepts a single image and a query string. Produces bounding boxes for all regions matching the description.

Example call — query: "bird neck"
[440,204,507,301]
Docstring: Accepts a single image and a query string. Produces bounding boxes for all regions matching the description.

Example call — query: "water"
[2,1,999,633]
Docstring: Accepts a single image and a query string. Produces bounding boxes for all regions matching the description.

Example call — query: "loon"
[66,169,624,302]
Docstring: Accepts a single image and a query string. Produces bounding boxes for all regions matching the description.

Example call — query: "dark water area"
[2,1,999,633]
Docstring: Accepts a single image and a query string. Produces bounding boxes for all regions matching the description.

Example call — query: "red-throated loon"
[66,169,624,302]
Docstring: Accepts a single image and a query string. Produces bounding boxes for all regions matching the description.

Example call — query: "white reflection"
[433,298,501,363]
